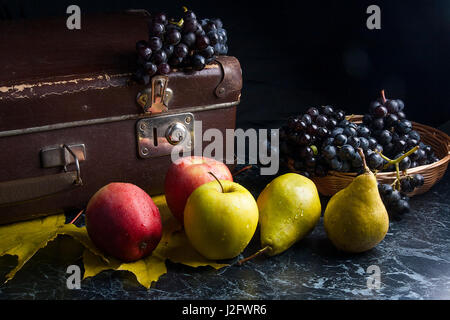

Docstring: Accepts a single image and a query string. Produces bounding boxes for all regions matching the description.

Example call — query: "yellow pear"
[257,173,322,256]
[323,152,389,253]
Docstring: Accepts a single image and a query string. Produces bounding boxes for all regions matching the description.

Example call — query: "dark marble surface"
[0,164,449,300]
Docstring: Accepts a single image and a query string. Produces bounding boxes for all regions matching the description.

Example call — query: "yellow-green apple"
[85,183,162,262]
[184,179,259,260]
[164,156,233,224]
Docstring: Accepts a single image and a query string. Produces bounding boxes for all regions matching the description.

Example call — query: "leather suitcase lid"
[0,14,144,84]
[0,13,242,134]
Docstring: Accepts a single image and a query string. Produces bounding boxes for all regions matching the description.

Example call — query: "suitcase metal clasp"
[136,113,194,158]
[136,75,173,114]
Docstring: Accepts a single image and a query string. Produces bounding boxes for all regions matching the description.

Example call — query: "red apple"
[164,156,233,223]
[85,183,162,262]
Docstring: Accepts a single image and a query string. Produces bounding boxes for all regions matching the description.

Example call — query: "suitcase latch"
[136,75,173,114]
[136,113,194,158]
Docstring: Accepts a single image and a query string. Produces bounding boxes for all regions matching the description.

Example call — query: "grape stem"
[378,146,419,170]
[394,163,401,189]
[381,89,387,104]
[169,18,184,27]
[375,145,419,190]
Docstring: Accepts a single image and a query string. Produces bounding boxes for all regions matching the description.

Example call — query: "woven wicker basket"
[288,115,450,197]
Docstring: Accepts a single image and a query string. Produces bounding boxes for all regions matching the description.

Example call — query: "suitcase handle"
[0,144,83,206]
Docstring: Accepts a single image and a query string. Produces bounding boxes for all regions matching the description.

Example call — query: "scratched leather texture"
[0,13,241,224]
[0,13,242,131]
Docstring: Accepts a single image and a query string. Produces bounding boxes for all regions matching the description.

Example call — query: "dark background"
[1,0,449,129]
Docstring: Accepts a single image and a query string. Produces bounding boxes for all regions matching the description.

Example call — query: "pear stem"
[237,246,270,266]
[357,148,369,173]
[208,171,224,193]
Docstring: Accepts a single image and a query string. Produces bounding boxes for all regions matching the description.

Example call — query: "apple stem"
[69,208,84,225]
[237,246,270,266]
[208,171,224,193]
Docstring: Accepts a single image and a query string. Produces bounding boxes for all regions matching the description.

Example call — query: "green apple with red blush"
[164,156,233,223]
[183,177,259,260]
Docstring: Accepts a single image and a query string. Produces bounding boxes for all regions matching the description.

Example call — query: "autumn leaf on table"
[0,214,66,283]
[0,194,228,288]
[156,230,228,270]
[148,195,227,274]
[82,249,167,289]
[58,223,109,263]
[0,214,72,283]
[82,195,228,289]
[153,194,227,270]
[0,212,109,283]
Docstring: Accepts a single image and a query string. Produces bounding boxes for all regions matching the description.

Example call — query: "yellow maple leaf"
[0,214,65,282]
[152,195,227,269]
[83,249,167,289]
[156,230,228,270]
[82,195,228,288]
[0,214,107,283]
[82,249,120,279]
[58,223,109,263]
[0,195,228,288]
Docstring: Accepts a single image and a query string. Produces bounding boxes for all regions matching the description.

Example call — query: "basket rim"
[287,116,450,178]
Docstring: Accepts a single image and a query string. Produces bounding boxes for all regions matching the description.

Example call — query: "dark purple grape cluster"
[279,106,381,177]
[134,9,229,84]
[320,118,377,174]
[279,105,346,178]
[362,91,439,170]
[279,92,437,220]
[378,173,424,220]
[280,91,441,178]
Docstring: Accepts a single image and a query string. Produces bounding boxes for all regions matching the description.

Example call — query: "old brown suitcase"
[0,13,242,225]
